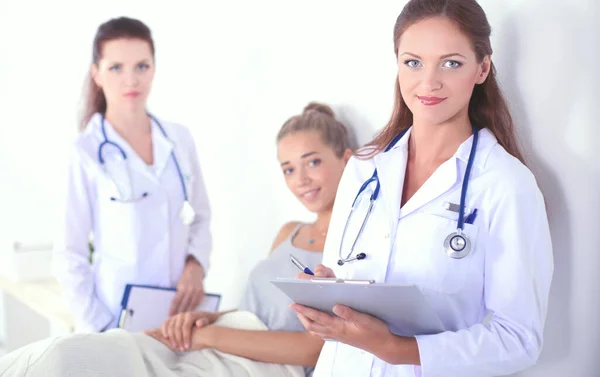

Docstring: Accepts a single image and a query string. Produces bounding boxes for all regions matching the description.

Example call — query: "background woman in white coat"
[291,1,554,376]
[0,103,351,377]
[53,17,212,333]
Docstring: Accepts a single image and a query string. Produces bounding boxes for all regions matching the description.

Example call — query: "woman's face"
[397,17,490,126]
[92,38,155,113]
[278,131,350,213]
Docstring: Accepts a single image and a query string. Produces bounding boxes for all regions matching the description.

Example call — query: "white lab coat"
[314,128,553,377]
[53,113,212,333]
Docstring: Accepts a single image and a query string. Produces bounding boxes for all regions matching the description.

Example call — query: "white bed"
[0,311,305,377]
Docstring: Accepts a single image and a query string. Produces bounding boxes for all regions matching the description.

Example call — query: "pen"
[290,254,314,275]
[464,208,478,224]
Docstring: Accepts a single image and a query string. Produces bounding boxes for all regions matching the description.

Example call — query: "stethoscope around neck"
[337,124,479,266]
[97,113,196,225]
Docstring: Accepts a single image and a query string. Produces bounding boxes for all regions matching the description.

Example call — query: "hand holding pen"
[290,254,314,275]
[290,254,336,280]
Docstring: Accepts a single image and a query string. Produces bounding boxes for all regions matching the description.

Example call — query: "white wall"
[0,0,598,375]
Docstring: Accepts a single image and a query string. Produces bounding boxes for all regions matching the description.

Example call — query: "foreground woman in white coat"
[291,1,554,376]
[53,17,212,332]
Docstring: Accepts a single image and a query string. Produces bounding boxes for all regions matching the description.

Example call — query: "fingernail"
[185,343,190,349]
[180,347,184,352]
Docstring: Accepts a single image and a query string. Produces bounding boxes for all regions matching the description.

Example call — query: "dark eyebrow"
[399,52,467,59]
[106,59,150,66]
[301,151,317,159]
[280,151,318,166]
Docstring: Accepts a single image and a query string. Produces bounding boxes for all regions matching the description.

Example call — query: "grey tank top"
[239,224,323,375]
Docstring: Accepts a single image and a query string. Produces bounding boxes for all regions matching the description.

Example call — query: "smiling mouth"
[417,96,446,106]
[300,188,320,201]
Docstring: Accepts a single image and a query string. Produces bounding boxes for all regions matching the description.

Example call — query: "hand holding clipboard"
[278,255,444,350]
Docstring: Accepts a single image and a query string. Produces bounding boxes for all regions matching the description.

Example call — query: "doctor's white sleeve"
[411,185,554,377]
[52,147,113,332]
[185,136,212,274]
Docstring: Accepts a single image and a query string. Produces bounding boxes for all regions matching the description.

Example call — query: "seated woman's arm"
[203,221,324,366]
[147,221,323,366]
[149,300,324,367]
[198,326,324,366]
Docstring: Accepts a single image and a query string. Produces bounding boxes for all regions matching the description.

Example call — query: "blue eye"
[109,64,122,72]
[404,59,421,68]
[283,168,293,175]
[308,159,321,167]
[136,63,150,71]
[443,60,462,68]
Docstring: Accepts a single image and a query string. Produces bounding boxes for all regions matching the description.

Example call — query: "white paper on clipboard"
[271,278,444,336]
[118,284,221,332]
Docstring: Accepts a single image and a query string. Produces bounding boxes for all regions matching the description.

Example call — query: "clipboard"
[118,284,221,332]
[271,278,444,336]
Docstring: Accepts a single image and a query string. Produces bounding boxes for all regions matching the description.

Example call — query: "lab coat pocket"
[396,213,479,294]
[96,184,144,264]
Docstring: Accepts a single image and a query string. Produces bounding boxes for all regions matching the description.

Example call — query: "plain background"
[0,0,598,375]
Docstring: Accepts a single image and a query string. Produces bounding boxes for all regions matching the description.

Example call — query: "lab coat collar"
[373,127,411,228]
[373,126,497,220]
[150,116,175,178]
[94,113,174,182]
[454,127,497,170]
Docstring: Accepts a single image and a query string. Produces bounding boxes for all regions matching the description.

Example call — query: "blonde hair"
[277,102,352,157]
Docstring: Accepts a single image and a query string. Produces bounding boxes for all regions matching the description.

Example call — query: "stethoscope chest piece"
[444,230,471,259]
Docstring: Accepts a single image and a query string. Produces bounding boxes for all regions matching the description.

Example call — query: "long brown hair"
[79,17,155,131]
[359,0,524,163]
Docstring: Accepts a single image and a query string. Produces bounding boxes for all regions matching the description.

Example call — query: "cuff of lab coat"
[415,333,445,377]
[186,251,209,277]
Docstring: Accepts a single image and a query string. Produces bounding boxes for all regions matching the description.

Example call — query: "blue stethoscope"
[97,113,196,225]
[337,125,479,266]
